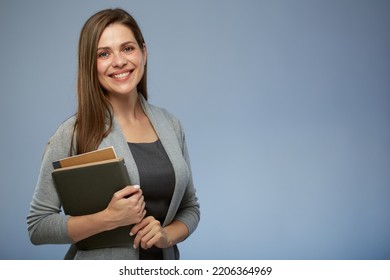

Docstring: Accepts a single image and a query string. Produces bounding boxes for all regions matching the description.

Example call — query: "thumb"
[114,185,141,199]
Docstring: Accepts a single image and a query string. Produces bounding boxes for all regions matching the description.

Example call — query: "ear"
[142,43,147,65]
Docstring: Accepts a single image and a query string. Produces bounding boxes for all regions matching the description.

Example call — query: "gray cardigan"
[27,96,200,259]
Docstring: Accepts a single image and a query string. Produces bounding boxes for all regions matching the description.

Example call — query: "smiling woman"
[96,24,147,98]
[26,8,200,260]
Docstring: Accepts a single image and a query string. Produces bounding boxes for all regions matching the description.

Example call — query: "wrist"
[162,226,175,248]
[99,209,117,231]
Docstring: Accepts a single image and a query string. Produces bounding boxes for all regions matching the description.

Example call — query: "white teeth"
[112,72,130,79]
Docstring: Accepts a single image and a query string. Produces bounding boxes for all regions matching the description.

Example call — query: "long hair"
[74,8,147,154]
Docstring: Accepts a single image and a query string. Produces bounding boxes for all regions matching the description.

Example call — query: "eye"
[98,50,110,58]
[123,45,134,53]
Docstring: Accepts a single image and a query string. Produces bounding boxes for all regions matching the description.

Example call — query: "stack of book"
[52,147,133,250]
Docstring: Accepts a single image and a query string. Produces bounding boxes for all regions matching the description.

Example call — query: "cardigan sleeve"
[27,117,76,245]
[169,116,200,236]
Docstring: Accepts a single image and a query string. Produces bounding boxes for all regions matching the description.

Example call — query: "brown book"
[52,149,133,250]
[52,146,117,169]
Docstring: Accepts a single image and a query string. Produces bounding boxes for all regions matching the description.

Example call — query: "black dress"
[128,139,175,259]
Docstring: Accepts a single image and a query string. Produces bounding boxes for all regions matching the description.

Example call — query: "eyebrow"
[97,40,137,51]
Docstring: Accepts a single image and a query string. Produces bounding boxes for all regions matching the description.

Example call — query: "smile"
[110,71,132,79]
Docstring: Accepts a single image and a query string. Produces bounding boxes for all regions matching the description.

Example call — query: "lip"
[108,69,134,80]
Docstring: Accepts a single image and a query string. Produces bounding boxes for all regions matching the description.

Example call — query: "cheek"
[129,51,146,67]
[96,61,110,90]
[97,60,109,76]
[140,52,147,66]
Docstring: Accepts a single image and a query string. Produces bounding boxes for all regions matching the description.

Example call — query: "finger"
[132,225,147,249]
[114,185,141,200]
[141,230,158,249]
[141,220,162,249]
[137,194,145,208]
[138,198,145,214]
[136,218,161,249]
[131,216,156,248]
[135,200,146,218]
[125,192,143,206]
[130,215,149,236]
[144,232,162,249]
[141,223,164,249]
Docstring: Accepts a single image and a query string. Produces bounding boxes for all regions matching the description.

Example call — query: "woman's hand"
[130,216,172,249]
[104,185,146,230]
[67,185,146,243]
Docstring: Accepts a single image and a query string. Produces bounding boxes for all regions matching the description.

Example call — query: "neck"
[108,91,144,123]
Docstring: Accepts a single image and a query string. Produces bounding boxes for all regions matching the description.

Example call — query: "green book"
[52,158,133,250]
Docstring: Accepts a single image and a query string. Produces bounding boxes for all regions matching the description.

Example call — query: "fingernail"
[133,244,137,249]
[133,185,140,189]
[129,232,134,236]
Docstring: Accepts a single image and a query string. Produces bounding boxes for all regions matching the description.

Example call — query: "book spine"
[52,161,62,169]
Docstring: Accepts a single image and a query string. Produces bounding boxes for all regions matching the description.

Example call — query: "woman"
[27,8,200,260]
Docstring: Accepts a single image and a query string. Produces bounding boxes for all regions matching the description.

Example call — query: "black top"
[128,139,175,259]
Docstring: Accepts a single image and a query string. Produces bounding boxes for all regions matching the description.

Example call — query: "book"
[52,146,117,169]
[51,149,133,250]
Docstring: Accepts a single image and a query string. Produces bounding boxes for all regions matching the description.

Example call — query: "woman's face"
[97,23,146,97]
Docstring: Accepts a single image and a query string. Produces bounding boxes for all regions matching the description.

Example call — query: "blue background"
[0,0,389,259]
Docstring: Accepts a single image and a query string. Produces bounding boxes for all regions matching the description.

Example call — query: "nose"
[112,52,128,68]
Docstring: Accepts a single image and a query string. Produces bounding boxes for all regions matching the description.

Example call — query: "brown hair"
[74,8,147,154]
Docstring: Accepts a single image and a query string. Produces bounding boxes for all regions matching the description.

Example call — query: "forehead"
[98,23,136,47]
